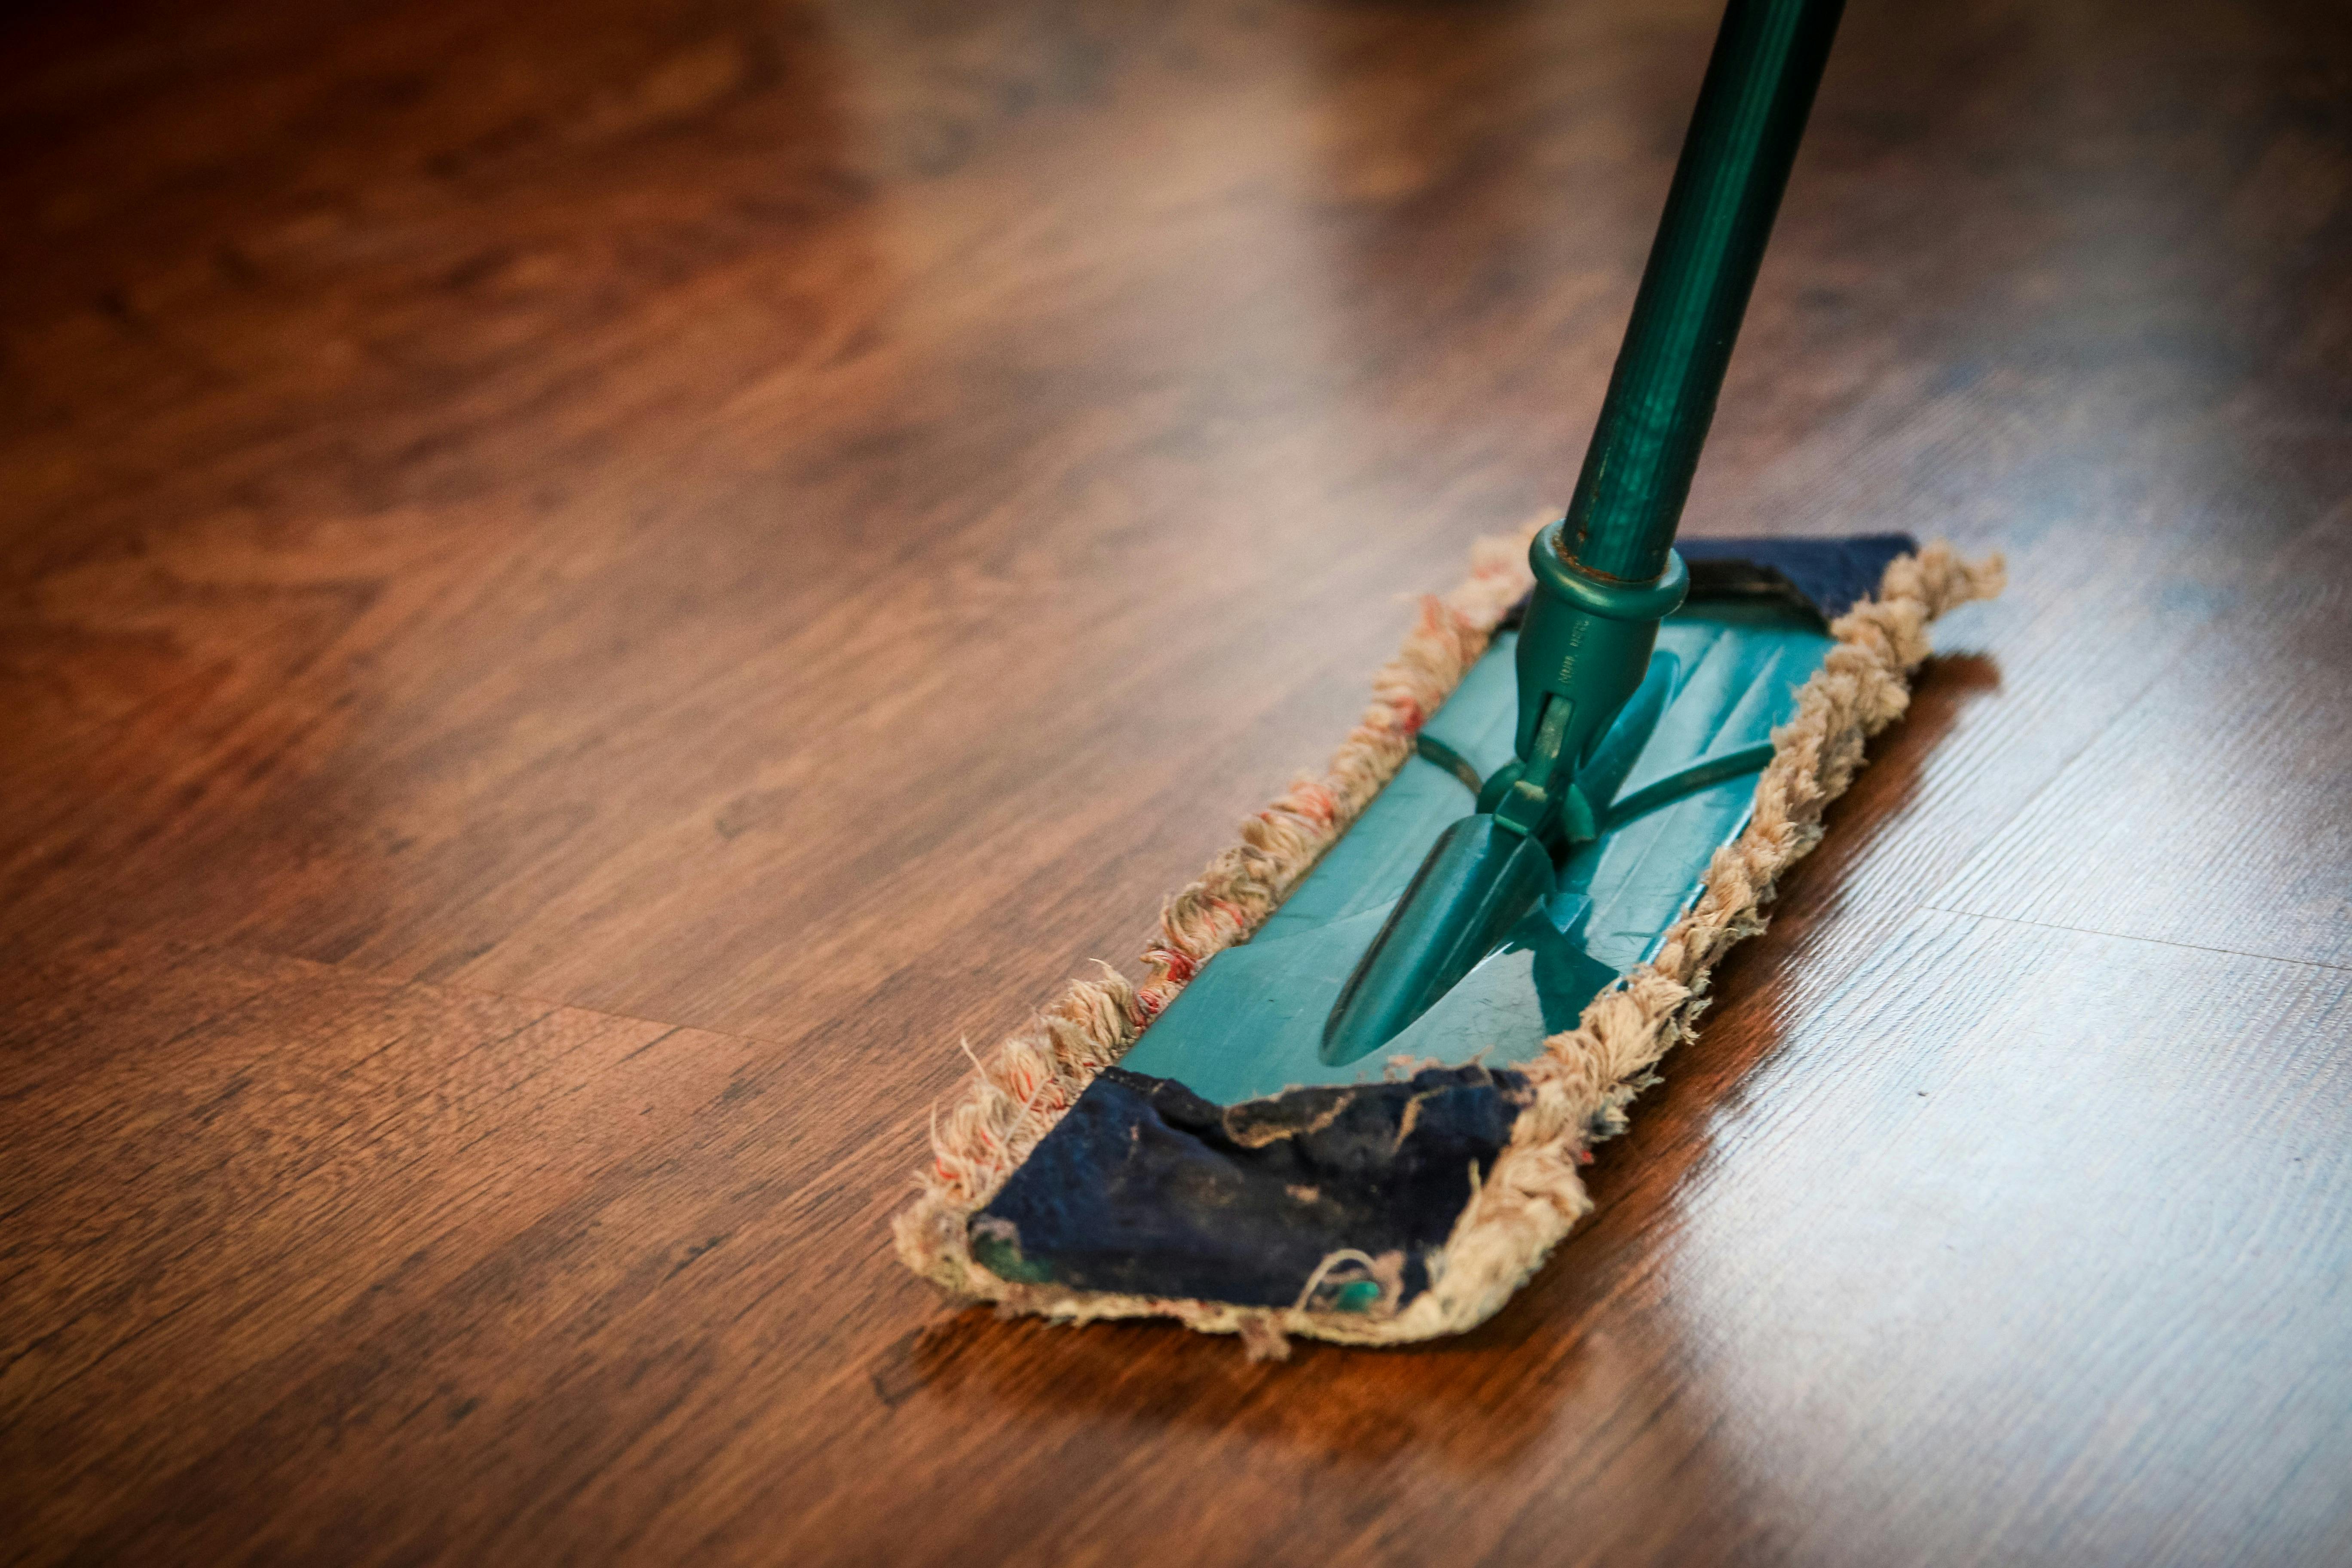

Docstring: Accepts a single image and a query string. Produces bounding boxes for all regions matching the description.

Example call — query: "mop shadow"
[881,652,2001,1473]
[1754,649,2002,938]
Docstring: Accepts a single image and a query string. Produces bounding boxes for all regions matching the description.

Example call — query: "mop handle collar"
[1529,522,1689,622]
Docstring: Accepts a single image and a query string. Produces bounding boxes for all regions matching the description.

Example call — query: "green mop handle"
[1492,0,1847,837]
[1560,0,1846,584]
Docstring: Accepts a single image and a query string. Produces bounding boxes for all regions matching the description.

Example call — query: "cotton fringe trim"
[892,524,2004,1358]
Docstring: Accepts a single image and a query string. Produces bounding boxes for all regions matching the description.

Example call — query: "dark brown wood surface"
[5,1,2349,1562]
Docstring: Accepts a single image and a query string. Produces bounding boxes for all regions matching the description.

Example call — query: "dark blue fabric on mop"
[971,1064,1530,1311]
[1676,532,1918,623]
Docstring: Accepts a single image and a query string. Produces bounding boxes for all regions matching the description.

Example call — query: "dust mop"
[894,0,2002,1357]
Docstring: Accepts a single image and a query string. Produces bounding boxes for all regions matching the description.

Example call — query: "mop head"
[894,521,2003,1358]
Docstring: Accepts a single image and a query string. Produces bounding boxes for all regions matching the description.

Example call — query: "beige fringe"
[892,525,2003,1357]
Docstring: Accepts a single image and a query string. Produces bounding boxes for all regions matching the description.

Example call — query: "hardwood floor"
[4,1,2348,1563]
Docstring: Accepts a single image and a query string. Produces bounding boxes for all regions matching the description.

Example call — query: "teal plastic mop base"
[1116,600,1833,1107]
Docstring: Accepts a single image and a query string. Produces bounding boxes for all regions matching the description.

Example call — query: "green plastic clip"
[1480,526,1690,853]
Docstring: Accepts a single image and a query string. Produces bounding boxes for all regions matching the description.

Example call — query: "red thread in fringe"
[1289,781,1338,827]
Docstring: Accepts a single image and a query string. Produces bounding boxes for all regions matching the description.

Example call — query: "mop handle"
[1559,0,1846,585]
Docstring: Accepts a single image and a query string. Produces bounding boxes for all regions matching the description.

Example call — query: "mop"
[894,0,2003,1357]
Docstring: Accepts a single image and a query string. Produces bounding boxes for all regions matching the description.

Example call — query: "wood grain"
[4,0,2350,1562]
[1940,502,2352,965]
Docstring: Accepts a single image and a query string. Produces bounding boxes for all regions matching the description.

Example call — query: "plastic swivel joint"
[1318,525,1687,1067]
[1478,523,1690,854]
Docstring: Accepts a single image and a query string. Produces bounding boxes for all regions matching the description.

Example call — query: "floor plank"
[1568,915,2352,1568]
[1939,501,2352,967]
[0,937,870,1562]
